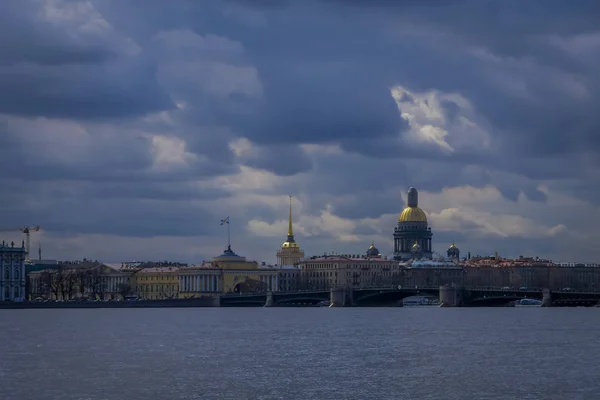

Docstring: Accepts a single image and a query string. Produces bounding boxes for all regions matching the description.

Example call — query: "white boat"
[515,298,542,307]
[403,296,439,307]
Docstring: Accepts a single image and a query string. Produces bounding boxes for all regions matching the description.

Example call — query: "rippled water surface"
[1,307,599,400]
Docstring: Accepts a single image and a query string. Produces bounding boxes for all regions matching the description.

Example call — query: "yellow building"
[132,267,180,300]
[179,246,280,296]
[276,196,304,266]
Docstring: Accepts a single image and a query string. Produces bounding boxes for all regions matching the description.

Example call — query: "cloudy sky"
[1,0,599,264]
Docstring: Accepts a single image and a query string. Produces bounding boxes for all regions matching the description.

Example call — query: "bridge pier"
[439,285,463,307]
[330,287,347,307]
[264,292,274,307]
[541,288,552,307]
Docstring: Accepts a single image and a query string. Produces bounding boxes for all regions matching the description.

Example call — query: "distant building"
[178,245,280,297]
[447,242,460,263]
[402,259,463,288]
[298,245,400,290]
[366,242,381,258]
[393,187,433,261]
[0,241,27,302]
[278,265,300,292]
[276,196,304,266]
[25,259,59,273]
[132,266,180,300]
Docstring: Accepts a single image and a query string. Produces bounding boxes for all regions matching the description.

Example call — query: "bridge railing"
[219,286,600,298]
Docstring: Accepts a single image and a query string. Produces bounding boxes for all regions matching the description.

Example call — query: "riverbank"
[0,298,219,309]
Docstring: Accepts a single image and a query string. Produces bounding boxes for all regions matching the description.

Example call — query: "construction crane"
[0,226,41,261]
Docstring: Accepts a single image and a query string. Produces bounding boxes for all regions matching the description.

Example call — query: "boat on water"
[403,296,439,307]
[515,298,543,307]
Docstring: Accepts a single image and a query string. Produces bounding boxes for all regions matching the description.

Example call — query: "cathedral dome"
[398,187,428,223]
[398,206,428,223]
[366,242,380,257]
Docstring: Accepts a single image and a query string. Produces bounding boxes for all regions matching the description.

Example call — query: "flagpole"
[228,218,231,249]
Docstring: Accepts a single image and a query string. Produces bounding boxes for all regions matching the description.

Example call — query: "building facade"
[393,187,433,261]
[179,246,281,297]
[402,259,464,288]
[178,265,222,298]
[132,266,180,300]
[278,265,300,292]
[215,247,280,293]
[276,196,304,266]
[298,243,400,290]
[0,241,27,302]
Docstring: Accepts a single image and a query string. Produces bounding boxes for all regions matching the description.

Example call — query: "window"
[3,268,8,280]
[13,286,19,298]
[4,286,9,300]
[14,268,19,280]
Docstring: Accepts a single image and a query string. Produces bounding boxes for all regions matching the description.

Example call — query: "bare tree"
[75,268,91,299]
[117,283,131,300]
[41,269,63,300]
[60,271,76,300]
[87,267,107,300]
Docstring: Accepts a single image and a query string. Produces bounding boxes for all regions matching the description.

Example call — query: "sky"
[0,0,599,264]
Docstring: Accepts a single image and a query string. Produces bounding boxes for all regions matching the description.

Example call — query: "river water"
[0,308,598,400]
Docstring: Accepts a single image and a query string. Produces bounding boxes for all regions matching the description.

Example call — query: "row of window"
[139,284,177,293]
[3,286,20,299]
[2,267,21,280]
[137,275,178,281]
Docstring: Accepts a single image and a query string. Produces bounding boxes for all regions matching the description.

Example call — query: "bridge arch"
[468,292,543,307]
[354,290,427,306]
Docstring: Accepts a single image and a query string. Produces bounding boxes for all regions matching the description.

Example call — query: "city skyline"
[1,1,599,264]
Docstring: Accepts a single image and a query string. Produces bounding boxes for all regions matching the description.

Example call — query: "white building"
[0,241,27,302]
[278,265,300,292]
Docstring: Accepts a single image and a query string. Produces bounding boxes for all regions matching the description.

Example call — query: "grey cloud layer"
[0,0,598,262]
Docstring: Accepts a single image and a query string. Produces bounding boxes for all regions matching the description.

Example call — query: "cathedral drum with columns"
[393,187,433,261]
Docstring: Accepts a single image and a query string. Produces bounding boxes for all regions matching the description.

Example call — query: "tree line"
[29,266,131,301]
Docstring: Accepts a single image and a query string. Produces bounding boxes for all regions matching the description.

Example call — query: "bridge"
[220,287,439,307]
[219,286,600,307]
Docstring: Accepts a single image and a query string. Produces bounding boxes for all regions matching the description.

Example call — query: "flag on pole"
[220,216,230,225]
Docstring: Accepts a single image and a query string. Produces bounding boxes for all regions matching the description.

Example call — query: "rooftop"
[136,266,181,273]
[0,240,26,252]
[302,255,392,263]
[407,259,462,269]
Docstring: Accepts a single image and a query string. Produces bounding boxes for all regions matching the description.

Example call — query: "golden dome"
[398,206,428,223]
[449,242,457,249]
[412,241,421,249]
[368,242,375,249]
[282,241,299,249]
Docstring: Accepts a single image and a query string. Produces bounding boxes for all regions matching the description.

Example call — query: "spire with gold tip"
[282,195,298,248]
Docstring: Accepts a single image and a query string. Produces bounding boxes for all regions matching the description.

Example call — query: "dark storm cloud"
[0,61,173,119]
[0,195,215,238]
[333,194,402,220]
[229,64,405,146]
[0,1,117,66]
[0,0,174,119]
[239,144,313,176]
